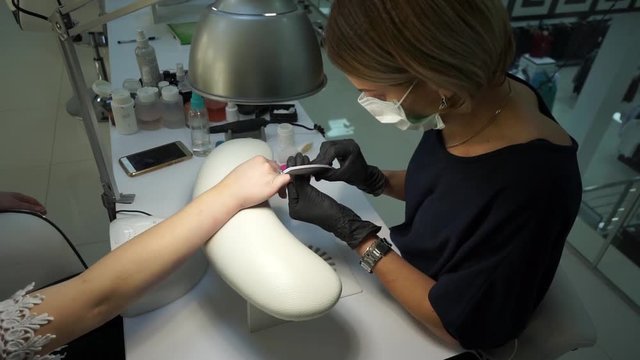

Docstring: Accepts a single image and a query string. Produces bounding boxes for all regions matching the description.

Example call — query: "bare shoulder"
[501,79,573,147]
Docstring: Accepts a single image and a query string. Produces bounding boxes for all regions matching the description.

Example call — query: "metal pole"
[53,10,134,221]
[593,182,640,266]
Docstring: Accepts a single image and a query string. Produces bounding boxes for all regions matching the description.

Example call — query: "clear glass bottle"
[188,93,212,156]
[161,85,186,129]
[135,87,162,130]
[135,30,162,87]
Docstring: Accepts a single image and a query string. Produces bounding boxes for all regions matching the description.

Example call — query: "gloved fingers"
[286,180,299,205]
[294,152,311,166]
[312,141,339,165]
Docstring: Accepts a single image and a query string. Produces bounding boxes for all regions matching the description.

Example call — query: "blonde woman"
[1,156,290,359]
[287,0,582,351]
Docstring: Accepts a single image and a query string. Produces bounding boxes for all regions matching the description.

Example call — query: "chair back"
[0,210,87,299]
[482,265,597,360]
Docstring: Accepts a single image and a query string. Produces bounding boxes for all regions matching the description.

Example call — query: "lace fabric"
[0,283,63,360]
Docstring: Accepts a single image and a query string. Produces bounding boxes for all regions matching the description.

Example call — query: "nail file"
[282,164,334,176]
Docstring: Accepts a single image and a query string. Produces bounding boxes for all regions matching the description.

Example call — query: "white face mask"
[357,81,445,131]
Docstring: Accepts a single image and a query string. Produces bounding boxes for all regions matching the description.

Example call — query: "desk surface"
[105,1,460,358]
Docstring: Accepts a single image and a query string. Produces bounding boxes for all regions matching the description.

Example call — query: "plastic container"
[205,99,226,122]
[92,79,112,123]
[111,89,138,135]
[135,29,162,87]
[188,93,212,156]
[161,85,186,129]
[157,80,170,91]
[135,87,162,130]
[275,123,298,164]
[176,62,191,93]
[122,78,142,98]
[225,102,239,122]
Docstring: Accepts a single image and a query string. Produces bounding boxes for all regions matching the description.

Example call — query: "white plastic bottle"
[111,89,138,135]
[225,101,239,122]
[135,87,162,130]
[135,29,162,87]
[188,93,212,156]
[275,123,298,164]
[161,86,186,129]
[176,62,191,93]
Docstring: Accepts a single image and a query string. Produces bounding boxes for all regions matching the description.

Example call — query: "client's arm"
[26,156,290,356]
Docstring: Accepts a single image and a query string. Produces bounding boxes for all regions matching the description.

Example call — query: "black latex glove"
[311,139,386,196]
[287,153,381,248]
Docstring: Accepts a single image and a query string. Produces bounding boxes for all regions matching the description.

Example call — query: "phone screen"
[119,141,192,176]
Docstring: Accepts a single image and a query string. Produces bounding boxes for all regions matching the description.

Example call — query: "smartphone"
[119,141,193,177]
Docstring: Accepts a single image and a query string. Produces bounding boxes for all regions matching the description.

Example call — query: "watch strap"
[359,237,392,273]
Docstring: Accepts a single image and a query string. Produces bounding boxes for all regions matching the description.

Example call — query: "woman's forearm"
[356,236,458,346]
[382,170,407,200]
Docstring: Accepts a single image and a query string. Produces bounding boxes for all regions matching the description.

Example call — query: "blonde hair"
[325,0,514,103]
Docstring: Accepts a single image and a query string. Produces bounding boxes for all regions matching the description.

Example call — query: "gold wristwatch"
[359,237,393,273]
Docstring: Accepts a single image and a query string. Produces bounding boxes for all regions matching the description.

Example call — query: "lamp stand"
[52,8,135,221]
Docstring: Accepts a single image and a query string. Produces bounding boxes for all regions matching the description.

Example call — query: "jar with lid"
[122,78,141,98]
[135,87,162,130]
[111,89,138,135]
[161,85,186,129]
[92,79,112,123]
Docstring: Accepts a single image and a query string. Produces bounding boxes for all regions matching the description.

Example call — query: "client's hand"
[217,156,291,209]
[0,191,47,215]
[287,153,380,248]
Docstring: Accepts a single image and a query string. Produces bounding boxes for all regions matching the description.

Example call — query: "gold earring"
[439,97,448,111]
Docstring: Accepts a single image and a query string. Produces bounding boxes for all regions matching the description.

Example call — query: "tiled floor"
[1,4,639,360]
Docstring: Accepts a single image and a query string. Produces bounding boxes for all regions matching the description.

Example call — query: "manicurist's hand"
[312,139,386,196]
[287,153,380,248]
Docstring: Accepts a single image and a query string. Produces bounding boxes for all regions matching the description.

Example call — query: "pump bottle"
[135,29,162,87]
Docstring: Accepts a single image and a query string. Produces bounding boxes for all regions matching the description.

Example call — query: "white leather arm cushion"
[192,138,341,321]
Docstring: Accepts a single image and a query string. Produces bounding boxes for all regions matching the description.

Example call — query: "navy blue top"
[389,76,582,349]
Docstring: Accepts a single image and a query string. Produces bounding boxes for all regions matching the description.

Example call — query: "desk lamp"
[42,0,325,220]
[189,0,326,140]
[188,0,326,104]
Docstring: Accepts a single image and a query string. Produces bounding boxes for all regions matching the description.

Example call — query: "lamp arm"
[48,1,154,220]
[51,0,163,38]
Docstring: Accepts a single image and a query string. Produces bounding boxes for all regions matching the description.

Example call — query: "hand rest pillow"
[192,138,341,321]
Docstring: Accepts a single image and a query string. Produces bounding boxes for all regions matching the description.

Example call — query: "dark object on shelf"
[617,150,640,173]
[269,104,298,123]
[616,227,640,268]
[623,73,640,103]
[572,50,597,95]
[209,118,269,134]
[237,104,257,115]
[512,20,609,66]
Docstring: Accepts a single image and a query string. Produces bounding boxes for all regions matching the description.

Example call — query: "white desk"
[105,1,461,358]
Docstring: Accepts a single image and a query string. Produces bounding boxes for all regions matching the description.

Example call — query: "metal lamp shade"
[188,0,326,104]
